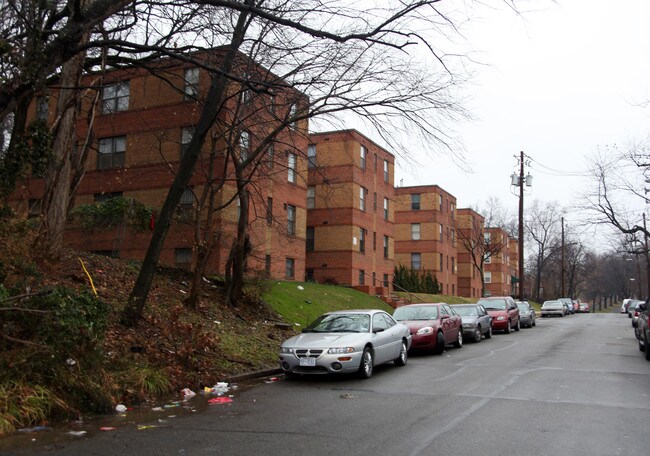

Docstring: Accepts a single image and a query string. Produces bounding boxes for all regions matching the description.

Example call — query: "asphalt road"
[2,312,649,456]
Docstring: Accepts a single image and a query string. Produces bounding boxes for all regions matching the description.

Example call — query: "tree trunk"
[225,180,251,307]
[122,6,251,326]
[37,46,87,257]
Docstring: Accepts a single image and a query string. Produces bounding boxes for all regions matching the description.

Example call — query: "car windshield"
[393,306,439,321]
[542,301,560,308]
[304,314,370,333]
[453,306,478,317]
[517,303,530,311]
[479,299,506,310]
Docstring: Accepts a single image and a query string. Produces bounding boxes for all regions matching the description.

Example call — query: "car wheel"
[394,340,408,366]
[645,337,650,361]
[504,320,511,334]
[639,340,645,352]
[485,325,492,339]
[474,327,482,343]
[434,331,445,355]
[532,318,536,327]
[358,347,374,378]
[514,319,520,331]
[454,329,463,348]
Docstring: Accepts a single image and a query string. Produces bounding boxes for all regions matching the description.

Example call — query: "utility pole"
[644,213,650,300]
[560,217,565,298]
[518,151,525,301]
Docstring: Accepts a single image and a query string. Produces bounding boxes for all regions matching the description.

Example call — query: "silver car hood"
[282,332,369,347]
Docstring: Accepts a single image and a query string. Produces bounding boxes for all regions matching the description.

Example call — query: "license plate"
[299,357,316,367]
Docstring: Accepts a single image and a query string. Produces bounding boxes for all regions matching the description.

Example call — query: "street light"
[511,151,532,301]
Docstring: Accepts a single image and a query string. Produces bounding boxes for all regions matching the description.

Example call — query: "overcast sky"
[395,0,650,244]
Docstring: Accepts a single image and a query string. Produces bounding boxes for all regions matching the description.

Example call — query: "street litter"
[180,388,196,399]
[99,427,116,431]
[151,406,163,411]
[207,397,233,405]
[115,404,127,413]
[66,431,87,437]
[17,426,52,433]
[137,425,158,430]
[202,382,229,395]
[340,394,357,399]
[297,285,304,290]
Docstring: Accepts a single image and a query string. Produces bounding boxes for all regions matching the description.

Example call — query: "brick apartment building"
[11,49,310,280]
[456,208,485,298]
[483,227,517,297]
[305,130,394,293]
[508,237,520,297]
[394,185,458,296]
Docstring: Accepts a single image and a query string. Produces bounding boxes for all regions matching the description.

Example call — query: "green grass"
[394,292,475,305]
[262,281,393,327]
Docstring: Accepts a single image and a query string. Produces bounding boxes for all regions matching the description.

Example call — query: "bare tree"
[525,199,563,301]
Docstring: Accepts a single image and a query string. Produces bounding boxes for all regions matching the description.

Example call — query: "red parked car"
[392,303,463,355]
[477,296,520,333]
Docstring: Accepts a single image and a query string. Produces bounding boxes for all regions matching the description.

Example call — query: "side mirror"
[373,327,385,333]
[441,314,450,320]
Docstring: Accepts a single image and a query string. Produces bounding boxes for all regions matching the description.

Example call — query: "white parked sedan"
[541,300,565,317]
[279,309,411,379]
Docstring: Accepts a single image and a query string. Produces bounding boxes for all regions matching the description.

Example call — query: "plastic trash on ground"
[207,397,233,405]
[180,388,196,399]
[115,404,127,413]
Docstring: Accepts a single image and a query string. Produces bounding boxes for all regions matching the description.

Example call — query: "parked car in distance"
[631,301,644,328]
[578,302,590,313]
[572,299,580,312]
[516,301,536,328]
[559,298,574,314]
[634,300,650,360]
[278,309,411,379]
[453,304,493,342]
[477,296,520,334]
[621,298,632,314]
[541,300,565,317]
[628,300,642,319]
[393,303,463,354]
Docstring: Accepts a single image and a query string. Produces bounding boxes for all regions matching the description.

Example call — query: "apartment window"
[484,253,491,264]
[287,204,296,235]
[373,272,376,286]
[184,68,200,100]
[411,223,421,240]
[484,271,492,283]
[285,257,295,278]
[307,144,317,168]
[451,203,456,218]
[239,130,250,162]
[373,192,377,211]
[98,136,126,169]
[383,235,389,258]
[266,197,273,225]
[265,255,271,274]
[269,95,276,113]
[451,228,456,246]
[383,198,389,219]
[439,253,443,271]
[306,226,315,251]
[28,198,42,217]
[102,81,129,114]
[383,273,389,287]
[438,194,442,210]
[175,248,192,267]
[240,87,252,105]
[289,103,297,129]
[267,144,274,168]
[411,253,421,270]
[287,152,297,183]
[36,96,48,121]
[360,187,366,211]
[373,231,377,251]
[374,153,378,172]
[383,160,389,182]
[359,228,365,253]
[484,232,492,244]
[94,191,123,203]
[360,145,367,170]
[179,186,195,211]
[452,257,456,274]
[359,269,365,286]
[439,224,443,240]
[305,269,314,281]
[181,126,194,159]
[411,194,421,210]
[307,186,315,209]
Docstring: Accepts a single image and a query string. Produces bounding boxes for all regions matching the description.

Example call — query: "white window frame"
[484,271,492,283]
[411,253,421,270]
[411,223,421,240]
[98,136,126,169]
[102,81,130,114]
[287,153,297,183]
[184,68,200,100]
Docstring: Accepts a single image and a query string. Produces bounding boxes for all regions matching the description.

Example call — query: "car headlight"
[416,326,434,335]
[280,347,294,354]
[328,347,355,354]
[496,316,506,321]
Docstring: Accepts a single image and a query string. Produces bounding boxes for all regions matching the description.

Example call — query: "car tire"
[454,329,463,348]
[645,338,650,361]
[434,331,445,355]
[394,340,408,366]
[639,340,645,352]
[474,327,482,343]
[358,347,374,378]
[514,320,520,332]
[504,320,511,334]
[532,319,536,327]
[485,325,492,339]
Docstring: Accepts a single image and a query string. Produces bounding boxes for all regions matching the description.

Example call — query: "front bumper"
[279,349,364,375]
[541,309,563,317]
[491,318,509,330]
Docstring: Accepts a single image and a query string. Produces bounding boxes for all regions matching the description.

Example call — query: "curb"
[224,368,282,383]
